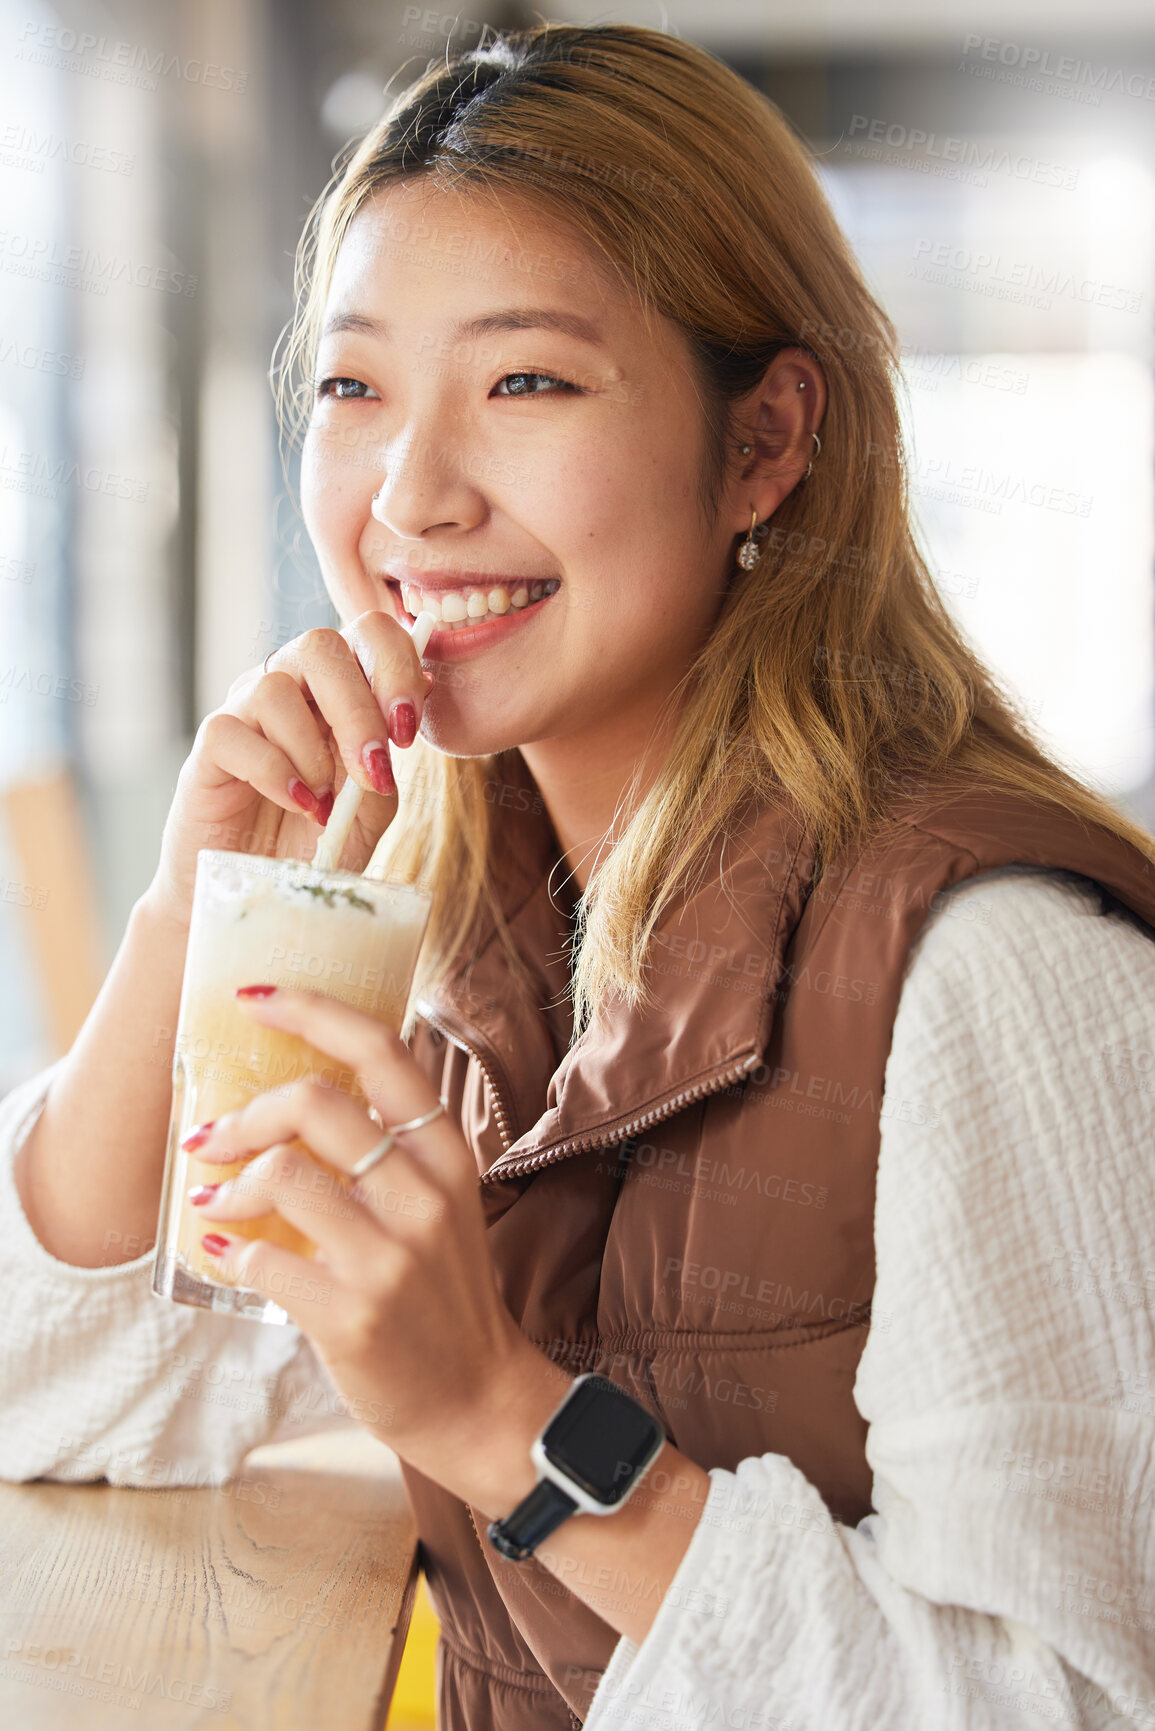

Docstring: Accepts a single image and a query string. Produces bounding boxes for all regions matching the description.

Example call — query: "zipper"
[490,1048,764,1178]
[416,999,520,1151]
[491,1045,768,1184]
[418,1003,764,1181]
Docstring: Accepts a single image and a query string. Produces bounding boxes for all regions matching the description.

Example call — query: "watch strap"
[487,1477,579,1561]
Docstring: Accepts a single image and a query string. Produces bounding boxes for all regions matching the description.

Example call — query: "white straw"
[311,611,437,873]
[309,774,362,873]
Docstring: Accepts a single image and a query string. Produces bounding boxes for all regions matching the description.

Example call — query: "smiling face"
[301,177,739,760]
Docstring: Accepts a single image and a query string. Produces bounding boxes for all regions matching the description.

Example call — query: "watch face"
[541,1376,663,1505]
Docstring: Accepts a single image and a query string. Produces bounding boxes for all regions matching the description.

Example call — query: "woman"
[4,23,1155,1729]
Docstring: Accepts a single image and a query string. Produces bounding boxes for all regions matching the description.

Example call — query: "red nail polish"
[389,701,417,749]
[288,777,319,816]
[201,1234,230,1256]
[363,743,397,797]
[316,788,335,826]
[181,1120,216,1151]
[236,984,277,998]
[188,1184,220,1206]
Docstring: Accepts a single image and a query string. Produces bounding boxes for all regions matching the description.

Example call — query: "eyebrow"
[321,307,607,347]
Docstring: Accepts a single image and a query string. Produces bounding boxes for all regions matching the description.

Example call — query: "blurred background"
[1,0,1153,1082]
[1,1,1152,1721]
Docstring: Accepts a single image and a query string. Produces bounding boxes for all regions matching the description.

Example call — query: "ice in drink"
[152,850,431,1325]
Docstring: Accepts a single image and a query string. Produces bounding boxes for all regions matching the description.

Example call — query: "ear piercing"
[738,380,812,461]
[737,506,764,571]
[736,427,822,571]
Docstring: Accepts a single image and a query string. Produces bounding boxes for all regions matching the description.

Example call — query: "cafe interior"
[0,0,1153,1723]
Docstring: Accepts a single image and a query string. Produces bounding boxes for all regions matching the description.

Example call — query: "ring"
[263,648,277,675]
[349,1131,395,1177]
[349,1099,448,1178]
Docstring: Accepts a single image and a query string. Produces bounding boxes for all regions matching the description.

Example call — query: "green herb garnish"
[289,881,376,914]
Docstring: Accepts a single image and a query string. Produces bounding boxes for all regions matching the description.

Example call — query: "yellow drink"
[152,850,431,1325]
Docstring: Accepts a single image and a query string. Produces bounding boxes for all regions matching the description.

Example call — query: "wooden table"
[0,1428,419,1729]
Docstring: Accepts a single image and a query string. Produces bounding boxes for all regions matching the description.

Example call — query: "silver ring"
[349,1099,447,1178]
[390,1100,448,1135]
[263,648,277,675]
[349,1131,395,1178]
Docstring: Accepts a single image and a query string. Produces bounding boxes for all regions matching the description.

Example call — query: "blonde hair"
[274,22,1155,1036]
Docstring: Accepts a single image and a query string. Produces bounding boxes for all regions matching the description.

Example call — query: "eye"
[493,372,578,398]
[315,377,378,401]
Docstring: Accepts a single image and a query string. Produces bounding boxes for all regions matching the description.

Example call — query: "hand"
[144,613,435,929]
[186,987,710,1645]
[184,986,568,1507]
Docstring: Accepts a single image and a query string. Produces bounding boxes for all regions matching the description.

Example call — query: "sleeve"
[0,1065,352,1490]
[585,866,1155,1731]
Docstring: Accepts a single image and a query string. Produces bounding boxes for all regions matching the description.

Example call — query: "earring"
[797,380,807,391]
[370,488,388,525]
[739,443,753,457]
[804,431,821,481]
[736,506,763,571]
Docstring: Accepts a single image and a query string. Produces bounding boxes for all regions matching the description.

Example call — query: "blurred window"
[0,0,72,1084]
[820,156,1155,798]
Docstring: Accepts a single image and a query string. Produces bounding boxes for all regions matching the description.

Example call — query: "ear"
[727,347,827,540]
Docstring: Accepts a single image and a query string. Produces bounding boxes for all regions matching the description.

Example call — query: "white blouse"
[1,866,1153,1730]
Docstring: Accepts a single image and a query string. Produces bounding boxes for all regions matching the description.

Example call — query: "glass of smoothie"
[151,849,432,1326]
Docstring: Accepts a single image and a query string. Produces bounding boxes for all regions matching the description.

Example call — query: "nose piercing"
[370,488,388,525]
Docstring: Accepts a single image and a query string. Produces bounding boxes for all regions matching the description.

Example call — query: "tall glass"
[151,850,432,1326]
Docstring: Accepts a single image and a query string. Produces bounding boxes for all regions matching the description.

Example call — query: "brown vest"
[400,756,1155,1727]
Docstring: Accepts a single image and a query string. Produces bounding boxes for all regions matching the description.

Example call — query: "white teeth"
[397,577,560,625]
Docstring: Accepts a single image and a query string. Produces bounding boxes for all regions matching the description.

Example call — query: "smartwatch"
[487,1374,666,1562]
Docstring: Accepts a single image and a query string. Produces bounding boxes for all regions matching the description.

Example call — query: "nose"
[367,429,487,540]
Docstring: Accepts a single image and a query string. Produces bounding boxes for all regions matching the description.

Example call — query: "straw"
[311,610,437,874]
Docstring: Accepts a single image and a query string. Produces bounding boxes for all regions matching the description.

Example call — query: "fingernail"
[236,984,277,999]
[201,1234,231,1257]
[188,1184,220,1206]
[181,1120,216,1151]
[388,701,417,748]
[316,788,335,826]
[288,777,319,816]
[362,741,397,797]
